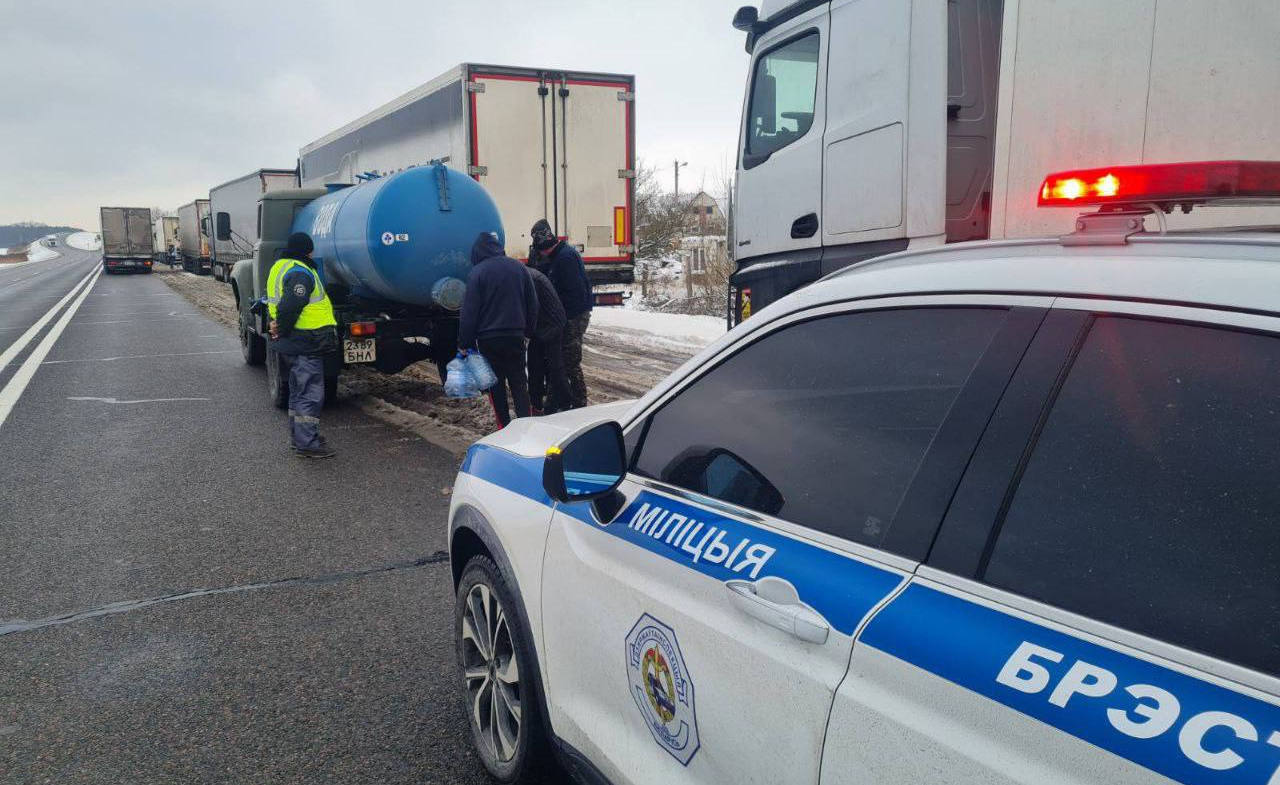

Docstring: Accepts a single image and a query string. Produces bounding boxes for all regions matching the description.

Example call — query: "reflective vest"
[266,257,336,330]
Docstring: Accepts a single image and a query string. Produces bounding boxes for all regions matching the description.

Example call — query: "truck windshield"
[744,31,819,166]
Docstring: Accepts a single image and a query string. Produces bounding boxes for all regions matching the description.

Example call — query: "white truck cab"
[447,162,1280,785]
[728,0,1280,323]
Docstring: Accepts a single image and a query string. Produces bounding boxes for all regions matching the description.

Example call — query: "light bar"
[1038,161,1280,207]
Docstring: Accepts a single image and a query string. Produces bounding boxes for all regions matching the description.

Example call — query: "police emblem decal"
[625,614,700,765]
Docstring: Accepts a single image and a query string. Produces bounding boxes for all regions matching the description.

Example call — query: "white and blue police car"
[448,161,1280,785]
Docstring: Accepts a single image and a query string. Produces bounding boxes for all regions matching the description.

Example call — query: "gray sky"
[0,0,749,229]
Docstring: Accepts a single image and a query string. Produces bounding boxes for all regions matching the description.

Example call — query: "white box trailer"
[152,215,179,258]
[176,199,212,275]
[299,63,636,284]
[208,168,298,281]
[99,206,154,274]
[729,0,1280,322]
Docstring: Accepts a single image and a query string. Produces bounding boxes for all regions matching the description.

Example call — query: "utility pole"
[674,159,688,199]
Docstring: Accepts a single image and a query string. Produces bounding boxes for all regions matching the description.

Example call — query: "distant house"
[686,191,727,233]
[679,234,728,283]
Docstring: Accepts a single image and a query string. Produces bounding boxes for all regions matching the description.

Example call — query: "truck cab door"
[733,7,828,264]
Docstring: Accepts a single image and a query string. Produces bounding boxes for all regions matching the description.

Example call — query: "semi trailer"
[176,199,212,274]
[727,0,1280,323]
[298,63,636,285]
[209,168,298,282]
[152,215,178,263]
[98,207,153,274]
[231,163,503,406]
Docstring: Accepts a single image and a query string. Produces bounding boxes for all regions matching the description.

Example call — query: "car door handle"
[725,577,829,644]
[790,213,818,239]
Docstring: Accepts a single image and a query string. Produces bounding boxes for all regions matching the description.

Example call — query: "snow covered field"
[65,232,101,251]
[588,306,726,353]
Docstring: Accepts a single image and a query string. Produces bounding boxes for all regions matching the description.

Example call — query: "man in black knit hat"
[530,219,592,408]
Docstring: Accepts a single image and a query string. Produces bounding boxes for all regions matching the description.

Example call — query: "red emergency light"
[1038,161,1280,208]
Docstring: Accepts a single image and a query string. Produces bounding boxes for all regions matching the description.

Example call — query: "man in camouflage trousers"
[530,219,593,408]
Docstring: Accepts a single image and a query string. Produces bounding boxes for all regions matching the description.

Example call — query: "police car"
[448,162,1280,785]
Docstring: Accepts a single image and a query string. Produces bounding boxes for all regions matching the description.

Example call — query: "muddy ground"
[152,267,693,452]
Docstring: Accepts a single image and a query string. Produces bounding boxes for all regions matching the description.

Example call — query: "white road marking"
[66,316,193,326]
[0,268,102,431]
[43,350,236,364]
[0,266,98,377]
[66,396,210,405]
[64,311,186,318]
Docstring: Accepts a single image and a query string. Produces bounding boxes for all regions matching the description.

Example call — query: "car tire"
[455,555,556,783]
[265,349,289,410]
[241,319,266,366]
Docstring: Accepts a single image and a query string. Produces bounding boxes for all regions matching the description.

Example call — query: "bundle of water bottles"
[443,350,498,399]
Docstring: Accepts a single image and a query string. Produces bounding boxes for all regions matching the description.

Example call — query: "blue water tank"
[291,164,504,310]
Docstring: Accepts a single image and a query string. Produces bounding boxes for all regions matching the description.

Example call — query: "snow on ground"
[65,232,101,251]
[25,242,59,262]
[588,306,726,354]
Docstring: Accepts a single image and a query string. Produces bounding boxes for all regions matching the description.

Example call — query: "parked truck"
[298,63,636,286]
[98,207,154,274]
[209,168,298,282]
[727,0,1280,323]
[231,163,502,406]
[152,215,179,264]
[176,199,212,274]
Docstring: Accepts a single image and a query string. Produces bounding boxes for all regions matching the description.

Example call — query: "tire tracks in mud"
[153,269,694,451]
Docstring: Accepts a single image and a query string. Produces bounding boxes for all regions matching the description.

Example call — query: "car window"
[633,307,1008,550]
[983,316,1280,676]
[744,32,820,166]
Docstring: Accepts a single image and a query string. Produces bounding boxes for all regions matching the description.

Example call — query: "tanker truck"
[230,162,503,407]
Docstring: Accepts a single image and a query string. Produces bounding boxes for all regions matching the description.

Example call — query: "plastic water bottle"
[463,351,498,391]
[444,354,479,398]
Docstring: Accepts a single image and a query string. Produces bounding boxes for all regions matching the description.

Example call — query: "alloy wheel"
[461,582,522,763]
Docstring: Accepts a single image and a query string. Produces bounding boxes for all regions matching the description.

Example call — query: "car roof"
[792,231,1280,317]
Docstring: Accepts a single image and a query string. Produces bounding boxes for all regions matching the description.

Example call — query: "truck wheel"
[455,556,557,784]
[240,320,265,366]
[265,350,289,410]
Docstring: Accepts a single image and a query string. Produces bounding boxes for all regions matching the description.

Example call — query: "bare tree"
[633,159,694,262]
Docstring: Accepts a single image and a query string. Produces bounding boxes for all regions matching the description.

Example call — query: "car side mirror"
[542,421,627,503]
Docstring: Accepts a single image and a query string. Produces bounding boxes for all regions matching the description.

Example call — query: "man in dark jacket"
[530,219,592,408]
[267,232,338,458]
[526,265,570,415]
[458,232,538,428]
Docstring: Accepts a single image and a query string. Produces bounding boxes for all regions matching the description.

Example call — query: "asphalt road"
[0,243,492,783]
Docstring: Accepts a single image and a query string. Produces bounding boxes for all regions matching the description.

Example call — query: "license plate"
[343,338,376,364]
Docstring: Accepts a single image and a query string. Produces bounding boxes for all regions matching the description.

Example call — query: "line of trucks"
[97,0,1280,400]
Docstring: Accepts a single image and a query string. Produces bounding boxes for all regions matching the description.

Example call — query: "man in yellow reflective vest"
[267,232,338,459]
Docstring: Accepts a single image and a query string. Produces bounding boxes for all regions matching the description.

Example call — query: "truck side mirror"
[732,5,758,31]
[542,421,627,504]
[200,216,210,237]
[216,212,231,241]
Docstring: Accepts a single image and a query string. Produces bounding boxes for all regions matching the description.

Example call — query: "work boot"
[296,445,336,459]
